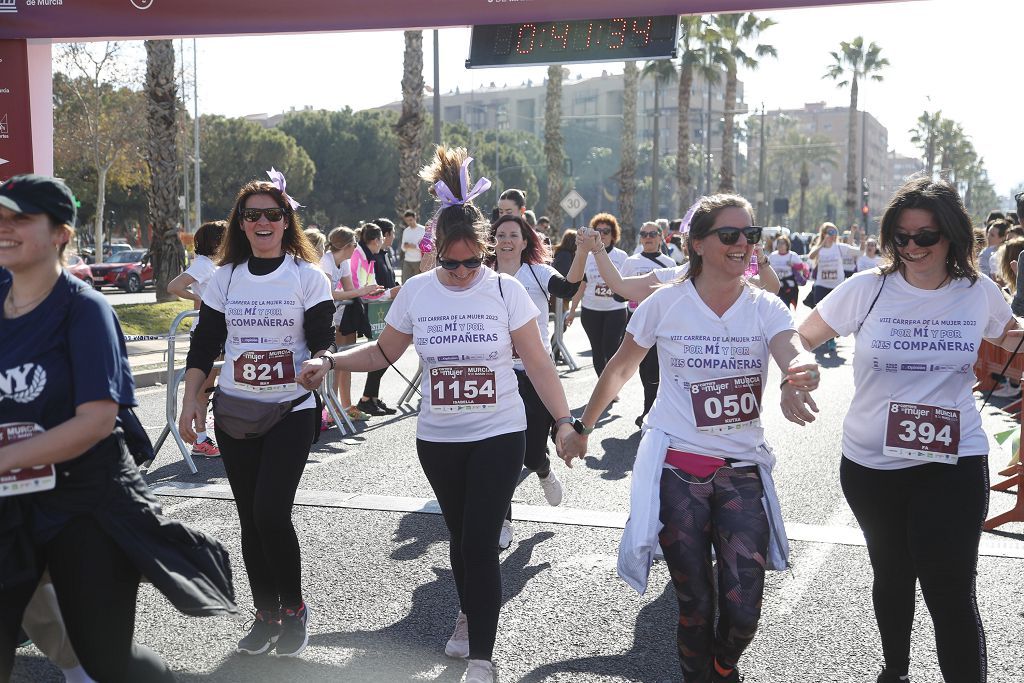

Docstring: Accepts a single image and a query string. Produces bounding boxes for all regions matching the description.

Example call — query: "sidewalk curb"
[133,368,167,389]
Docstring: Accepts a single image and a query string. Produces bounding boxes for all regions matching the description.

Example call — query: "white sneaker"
[498,520,513,550]
[463,659,498,683]
[444,611,469,658]
[537,470,563,506]
[991,382,1021,398]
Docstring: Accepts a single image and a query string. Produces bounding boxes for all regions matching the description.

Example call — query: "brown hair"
[489,215,549,266]
[998,237,1024,294]
[327,226,356,252]
[218,180,317,266]
[554,229,577,255]
[193,220,227,257]
[682,194,755,283]
[775,235,791,250]
[589,212,621,245]
[419,146,492,259]
[878,176,978,284]
[46,215,74,266]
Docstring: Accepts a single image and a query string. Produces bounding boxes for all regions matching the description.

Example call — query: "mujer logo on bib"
[0,364,46,404]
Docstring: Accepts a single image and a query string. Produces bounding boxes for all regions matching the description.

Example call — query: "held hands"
[359,284,385,297]
[177,399,205,444]
[780,357,820,425]
[555,424,587,467]
[298,357,333,390]
[575,229,603,254]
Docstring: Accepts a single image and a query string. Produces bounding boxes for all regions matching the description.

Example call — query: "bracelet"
[780,378,790,390]
[322,354,336,370]
[553,416,574,429]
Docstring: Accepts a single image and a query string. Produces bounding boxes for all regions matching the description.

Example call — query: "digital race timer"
[466,16,679,68]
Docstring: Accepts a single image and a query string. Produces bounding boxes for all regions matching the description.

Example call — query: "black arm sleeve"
[547,273,581,300]
[612,292,628,303]
[185,303,227,376]
[304,300,336,353]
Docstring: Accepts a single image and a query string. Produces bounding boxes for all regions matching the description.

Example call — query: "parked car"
[80,242,133,264]
[89,250,153,293]
[65,254,94,288]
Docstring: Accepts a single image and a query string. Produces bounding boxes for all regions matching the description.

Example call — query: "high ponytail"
[419,145,492,259]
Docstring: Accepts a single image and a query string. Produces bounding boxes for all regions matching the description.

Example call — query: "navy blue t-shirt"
[0,269,135,462]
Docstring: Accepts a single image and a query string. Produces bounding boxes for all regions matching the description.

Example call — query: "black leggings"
[215,408,317,612]
[841,456,988,681]
[362,367,386,399]
[417,431,526,661]
[638,344,660,418]
[0,517,175,682]
[506,370,554,522]
[580,307,627,376]
[778,277,798,309]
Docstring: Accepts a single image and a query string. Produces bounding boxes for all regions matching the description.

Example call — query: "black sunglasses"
[893,230,942,248]
[438,256,483,271]
[241,207,286,223]
[710,226,763,245]
[639,230,661,238]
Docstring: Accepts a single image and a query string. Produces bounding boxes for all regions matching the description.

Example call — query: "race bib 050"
[689,375,762,433]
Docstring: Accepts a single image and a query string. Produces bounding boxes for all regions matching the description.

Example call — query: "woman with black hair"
[0,174,235,681]
[299,148,575,683]
[497,188,527,218]
[490,214,587,548]
[800,177,1023,683]
[180,173,334,659]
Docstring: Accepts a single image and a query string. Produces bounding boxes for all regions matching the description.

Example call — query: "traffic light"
[861,178,870,219]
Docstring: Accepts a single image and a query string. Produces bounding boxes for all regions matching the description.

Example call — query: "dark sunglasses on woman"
[711,226,763,245]
[437,257,483,271]
[892,230,942,248]
[241,207,287,223]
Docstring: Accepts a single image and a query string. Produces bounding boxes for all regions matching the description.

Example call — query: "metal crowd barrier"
[552,296,578,371]
[150,305,421,473]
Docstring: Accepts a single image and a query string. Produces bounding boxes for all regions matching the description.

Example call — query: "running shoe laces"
[236,609,281,656]
[191,438,221,457]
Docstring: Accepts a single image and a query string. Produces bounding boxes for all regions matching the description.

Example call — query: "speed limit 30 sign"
[560,190,587,219]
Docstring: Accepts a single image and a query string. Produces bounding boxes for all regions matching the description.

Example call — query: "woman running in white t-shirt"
[299,147,576,683]
[799,177,1024,683]
[768,235,803,310]
[856,237,882,272]
[490,214,586,549]
[561,193,820,683]
[580,213,629,378]
[808,222,859,356]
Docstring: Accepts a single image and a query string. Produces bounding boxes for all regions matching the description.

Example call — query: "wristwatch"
[552,416,594,436]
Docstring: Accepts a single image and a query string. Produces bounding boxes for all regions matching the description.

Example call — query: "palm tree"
[909,109,942,178]
[779,130,838,231]
[543,64,566,228]
[823,36,888,226]
[935,118,969,182]
[675,16,705,213]
[144,40,184,302]
[714,13,776,192]
[396,31,425,219]
[618,61,639,240]
[641,59,677,220]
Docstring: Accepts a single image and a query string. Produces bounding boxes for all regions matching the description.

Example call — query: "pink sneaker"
[191,438,221,457]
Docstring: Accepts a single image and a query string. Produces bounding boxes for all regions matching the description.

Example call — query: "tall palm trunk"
[543,65,566,228]
[619,62,638,245]
[677,60,693,213]
[649,80,660,221]
[799,160,809,231]
[144,40,184,302]
[845,75,859,227]
[718,63,738,192]
[397,31,424,219]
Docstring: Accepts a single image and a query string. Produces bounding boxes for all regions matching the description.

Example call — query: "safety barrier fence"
[144,293,579,474]
[974,340,1024,530]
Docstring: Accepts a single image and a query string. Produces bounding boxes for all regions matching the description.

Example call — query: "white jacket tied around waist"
[617,427,791,594]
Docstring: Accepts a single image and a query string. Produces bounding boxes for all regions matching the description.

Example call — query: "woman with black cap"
[0,174,236,682]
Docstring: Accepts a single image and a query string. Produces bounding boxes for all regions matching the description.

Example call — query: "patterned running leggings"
[658,465,770,683]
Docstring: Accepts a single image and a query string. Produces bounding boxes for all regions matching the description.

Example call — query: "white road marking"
[774,503,855,616]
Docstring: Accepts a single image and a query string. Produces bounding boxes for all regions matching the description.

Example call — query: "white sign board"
[559,189,587,219]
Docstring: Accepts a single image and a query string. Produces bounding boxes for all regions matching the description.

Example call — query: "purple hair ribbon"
[679,199,702,234]
[266,167,303,210]
[434,156,491,208]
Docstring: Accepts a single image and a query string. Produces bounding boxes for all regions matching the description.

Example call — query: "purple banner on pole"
[0,1,890,40]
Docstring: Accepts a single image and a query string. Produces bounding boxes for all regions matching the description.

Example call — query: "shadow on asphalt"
[586,430,640,481]
[518,580,679,683]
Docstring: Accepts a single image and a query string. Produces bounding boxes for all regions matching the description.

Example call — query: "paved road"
[11,304,1024,682]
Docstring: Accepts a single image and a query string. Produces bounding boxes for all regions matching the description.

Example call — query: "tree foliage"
[199,115,315,222]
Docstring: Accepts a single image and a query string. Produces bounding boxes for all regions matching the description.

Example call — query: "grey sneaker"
[498,520,513,550]
[444,611,469,658]
[236,610,281,655]
[463,659,498,683]
[274,603,309,658]
[537,470,563,506]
